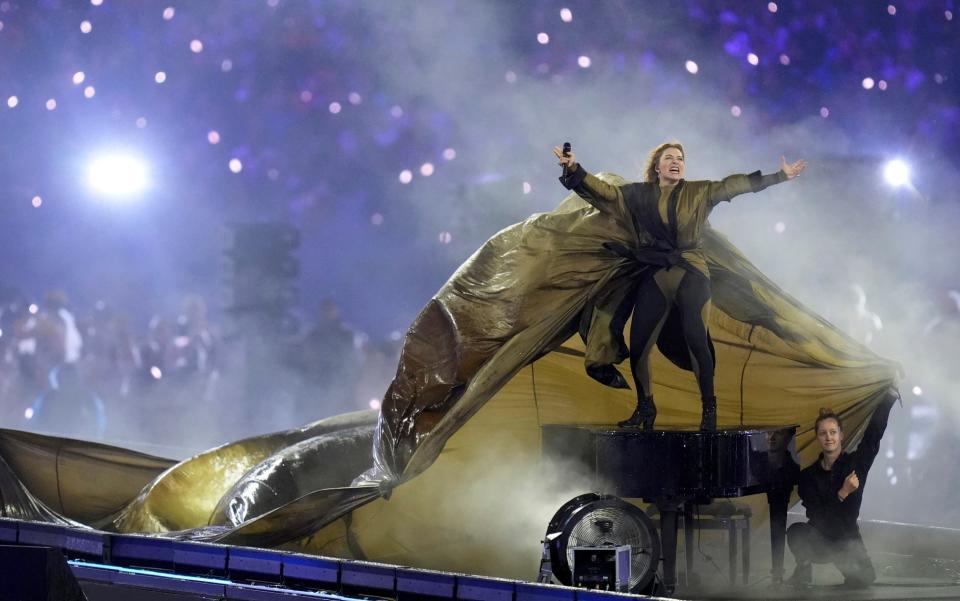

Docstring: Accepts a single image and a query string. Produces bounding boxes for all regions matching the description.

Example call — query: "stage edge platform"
[0,518,660,601]
[4,517,960,601]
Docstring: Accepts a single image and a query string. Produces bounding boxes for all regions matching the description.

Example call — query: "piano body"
[541,424,800,593]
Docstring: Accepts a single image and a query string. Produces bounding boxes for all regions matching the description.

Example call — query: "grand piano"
[541,424,800,594]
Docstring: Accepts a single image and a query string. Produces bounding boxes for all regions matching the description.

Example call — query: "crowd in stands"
[0,288,399,456]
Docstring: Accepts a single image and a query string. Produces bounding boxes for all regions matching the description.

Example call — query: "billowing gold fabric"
[0,173,899,581]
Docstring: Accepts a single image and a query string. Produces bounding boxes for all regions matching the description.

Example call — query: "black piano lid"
[540,424,800,503]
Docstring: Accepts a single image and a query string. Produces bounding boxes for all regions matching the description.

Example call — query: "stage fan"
[545,493,660,593]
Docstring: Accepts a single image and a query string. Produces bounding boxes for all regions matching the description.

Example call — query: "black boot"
[618,396,656,430]
[699,395,717,431]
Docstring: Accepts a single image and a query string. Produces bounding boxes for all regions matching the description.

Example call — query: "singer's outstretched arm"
[552,146,624,217]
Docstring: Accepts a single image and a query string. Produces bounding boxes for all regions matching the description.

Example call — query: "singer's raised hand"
[552,146,577,170]
[780,155,807,180]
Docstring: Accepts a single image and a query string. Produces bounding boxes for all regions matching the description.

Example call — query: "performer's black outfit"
[559,162,787,429]
[787,394,897,587]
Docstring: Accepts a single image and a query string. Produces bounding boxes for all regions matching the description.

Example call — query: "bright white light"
[24,407,33,420]
[883,159,910,187]
[369,398,381,410]
[84,86,95,98]
[154,71,166,84]
[768,2,778,12]
[560,8,572,22]
[522,182,532,194]
[31,195,42,207]
[150,366,162,379]
[537,32,549,44]
[190,39,203,53]
[685,60,699,74]
[820,106,830,118]
[73,71,85,85]
[420,163,434,177]
[162,6,175,20]
[228,158,243,173]
[328,101,341,114]
[747,53,759,66]
[91,0,103,5]
[947,10,954,20]
[442,148,456,160]
[438,231,452,244]
[6,95,17,108]
[577,55,591,68]
[46,98,56,110]
[207,130,220,144]
[80,20,92,34]
[779,54,790,65]
[912,385,923,396]
[398,169,412,184]
[887,4,896,15]
[862,77,875,89]
[87,153,150,197]
[730,105,741,117]
[28,304,38,314]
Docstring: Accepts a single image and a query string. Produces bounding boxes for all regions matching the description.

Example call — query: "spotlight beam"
[87,152,150,198]
[883,159,911,187]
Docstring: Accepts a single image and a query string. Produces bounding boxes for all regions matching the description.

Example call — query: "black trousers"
[628,267,714,400]
[787,522,876,584]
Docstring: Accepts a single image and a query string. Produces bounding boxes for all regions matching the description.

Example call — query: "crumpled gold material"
[371,173,900,486]
[0,173,899,580]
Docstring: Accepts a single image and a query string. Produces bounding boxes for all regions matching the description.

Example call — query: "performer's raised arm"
[552,146,625,216]
[707,155,806,206]
[849,391,898,474]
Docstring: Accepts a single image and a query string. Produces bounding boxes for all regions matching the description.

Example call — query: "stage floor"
[668,551,960,600]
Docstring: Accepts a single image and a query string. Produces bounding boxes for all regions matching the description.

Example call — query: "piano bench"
[651,502,753,586]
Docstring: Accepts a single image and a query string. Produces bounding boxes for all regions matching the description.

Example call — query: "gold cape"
[0,173,899,580]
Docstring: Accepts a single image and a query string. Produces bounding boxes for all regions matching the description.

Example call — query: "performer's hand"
[780,156,807,179]
[841,470,860,496]
[553,146,577,170]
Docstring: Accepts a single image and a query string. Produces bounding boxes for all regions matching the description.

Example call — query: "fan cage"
[546,494,660,593]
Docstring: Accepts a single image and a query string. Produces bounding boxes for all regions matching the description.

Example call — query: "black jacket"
[798,394,897,541]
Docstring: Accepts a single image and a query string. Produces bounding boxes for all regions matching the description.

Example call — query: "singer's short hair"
[644,142,685,184]
[814,408,844,434]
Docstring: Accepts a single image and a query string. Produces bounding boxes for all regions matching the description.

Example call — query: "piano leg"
[683,504,694,586]
[742,524,750,585]
[658,503,679,594]
[728,520,738,584]
[768,494,789,585]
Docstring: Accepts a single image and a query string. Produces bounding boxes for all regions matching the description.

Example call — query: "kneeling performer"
[787,392,898,588]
